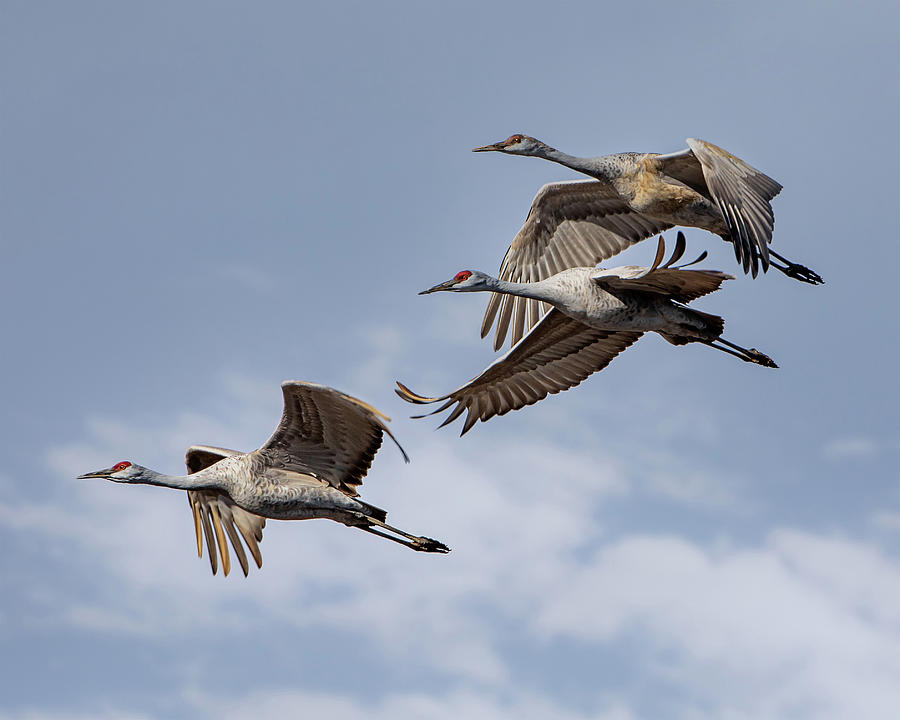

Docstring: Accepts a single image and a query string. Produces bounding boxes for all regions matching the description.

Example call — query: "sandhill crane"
[78,381,449,576]
[473,134,822,349]
[397,233,776,435]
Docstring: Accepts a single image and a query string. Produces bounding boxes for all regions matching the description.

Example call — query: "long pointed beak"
[77,468,112,479]
[419,279,458,295]
[472,141,505,153]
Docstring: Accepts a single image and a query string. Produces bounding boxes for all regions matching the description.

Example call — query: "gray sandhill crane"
[473,134,822,349]
[397,233,776,435]
[78,381,449,576]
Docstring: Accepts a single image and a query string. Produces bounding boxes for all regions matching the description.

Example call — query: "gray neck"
[486,276,563,304]
[137,468,219,491]
[532,145,613,182]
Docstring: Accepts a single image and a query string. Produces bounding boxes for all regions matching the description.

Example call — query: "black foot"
[768,252,824,285]
[746,348,778,368]
[779,261,823,285]
[415,537,450,553]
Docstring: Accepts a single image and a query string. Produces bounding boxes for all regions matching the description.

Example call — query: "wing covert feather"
[399,310,642,434]
[483,181,671,350]
[592,266,733,303]
[259,381,408,496]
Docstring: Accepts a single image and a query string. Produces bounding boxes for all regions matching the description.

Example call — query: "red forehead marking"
[454,271,472,282]
[507,134,524,144]
[112,461,131,471]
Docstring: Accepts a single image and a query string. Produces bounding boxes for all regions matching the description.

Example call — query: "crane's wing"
[592,234,733,304]
[185,445,266,577]
[397,309,642,435]
[657,139,782,276]
[482,180,672,351]
[257,381,408,497]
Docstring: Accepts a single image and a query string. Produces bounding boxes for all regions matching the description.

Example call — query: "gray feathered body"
[582,153,728,236]
[514,268,723,343]
[188,452,376,526]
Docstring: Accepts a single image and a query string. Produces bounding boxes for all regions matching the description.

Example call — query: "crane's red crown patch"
[112,461,132,471]
[454,271,472,282]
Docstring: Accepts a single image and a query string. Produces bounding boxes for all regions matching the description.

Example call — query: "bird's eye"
[507,135,523,144]
[454,271,472,282]
[112,461,131,472]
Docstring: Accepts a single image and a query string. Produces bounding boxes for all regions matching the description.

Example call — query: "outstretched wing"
[398,309,642,435]
[482,180,672,351]
[659,139,782,277]
[185,445,266,577]
[258,381,408,497]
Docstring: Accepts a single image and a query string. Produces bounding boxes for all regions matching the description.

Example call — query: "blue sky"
[1,1,899,718]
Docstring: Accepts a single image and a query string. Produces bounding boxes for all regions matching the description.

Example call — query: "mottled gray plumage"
[474,134,821,350]
[78,381,449,577]
[400,234,776,434]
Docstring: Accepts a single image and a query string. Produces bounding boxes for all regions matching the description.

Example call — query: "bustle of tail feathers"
[358,500,388,523]
[662,306,725,345]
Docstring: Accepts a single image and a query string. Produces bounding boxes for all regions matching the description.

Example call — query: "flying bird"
[398,233,776,435]
[473,133,822,349]
[78,381,449,576]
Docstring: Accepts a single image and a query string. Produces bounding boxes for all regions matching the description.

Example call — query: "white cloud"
[871,511,900,532]
[533,531,900,720]
[0,712,152,720]
[186,687,635,720]
[822,436,878,460]
[6,367,900,720]
[4,378,630,684]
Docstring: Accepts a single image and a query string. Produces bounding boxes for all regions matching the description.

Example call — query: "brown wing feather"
[185,445,266,577]
[258,382,407,497]
[399,310,642,434]
[683,139,782,275]
[593,266,733,304]
[482,181,672,350]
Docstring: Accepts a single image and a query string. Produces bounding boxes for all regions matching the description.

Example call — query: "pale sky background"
[2,2,899,719]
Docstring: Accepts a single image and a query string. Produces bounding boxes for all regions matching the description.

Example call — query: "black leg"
[354,515,450,553]
[698,338,778,368]
[769,250,824,285]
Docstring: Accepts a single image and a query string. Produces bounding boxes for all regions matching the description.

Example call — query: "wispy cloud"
[534,530,900,719]
[871,511,900,532]
[822,436,879,460]
[186,687,635,720]
[4,368,898,720]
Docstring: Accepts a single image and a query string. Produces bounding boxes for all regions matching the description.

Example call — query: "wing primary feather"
[460,397,481,436]
[439,402,467,428]
[481,292,503,339]
[394,382,439,404]
[221,514,250,577]
[191,496,203,557]
[209,503,231,577]
[236,519,263,569]
[200,508,218,575]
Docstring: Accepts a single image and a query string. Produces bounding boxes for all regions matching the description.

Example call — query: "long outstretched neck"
[135,468,220,491]
[532,145,614,182]
[486,276,564,304]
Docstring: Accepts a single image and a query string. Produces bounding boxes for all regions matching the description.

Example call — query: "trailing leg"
[768,249,823,285]
[698,337,778,368]
[352,513,450,553]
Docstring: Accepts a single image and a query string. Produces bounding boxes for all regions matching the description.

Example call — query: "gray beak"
[472,141,505,153]
[77,468,113,479]
[419,279,459,295]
